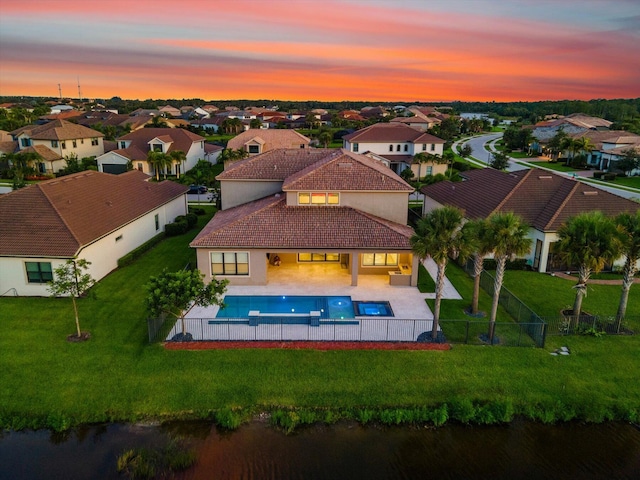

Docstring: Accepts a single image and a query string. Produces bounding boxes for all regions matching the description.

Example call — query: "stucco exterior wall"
[410,162,448,179]
[0,196,187,296]
[32,138,104,163]
[196,248,268,286]
[344,140,444,157]
[219,180,283,210]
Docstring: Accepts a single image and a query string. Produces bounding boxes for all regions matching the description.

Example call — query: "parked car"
[188,185,207,194]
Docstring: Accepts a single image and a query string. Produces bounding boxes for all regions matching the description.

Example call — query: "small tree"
[145,269,228,339]
[48,259,95,339]
[489,151,510,170]
[459,144,472,158]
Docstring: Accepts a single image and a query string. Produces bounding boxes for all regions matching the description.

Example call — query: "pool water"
[217,295,355,319]
[353,301,394,317]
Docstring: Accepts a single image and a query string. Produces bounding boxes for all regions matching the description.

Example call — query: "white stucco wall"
[344,140,444,157]
[0,196,187,296]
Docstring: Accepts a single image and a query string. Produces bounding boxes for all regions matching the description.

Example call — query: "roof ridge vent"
[583,191,598,196]
[538,175,553,179]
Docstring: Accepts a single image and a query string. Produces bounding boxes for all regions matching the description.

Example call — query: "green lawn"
[1,214,639,429]
[611,175,640,189]
[525,161,578,172]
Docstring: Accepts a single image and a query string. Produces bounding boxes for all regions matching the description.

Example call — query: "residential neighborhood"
[2,0,640,475]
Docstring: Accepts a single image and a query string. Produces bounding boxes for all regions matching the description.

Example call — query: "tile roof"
[117,128,205,155]
[191,195,414,250]
[421,168,639,232]
[0,140,17,155]
[217,148,331,181]
[0,170,188,257]
[21,145,62,161]
[226,129,310,151]
[566,130,640,150]
[343,123,444,144]
[16,119,103,141]
[282,150,413,192]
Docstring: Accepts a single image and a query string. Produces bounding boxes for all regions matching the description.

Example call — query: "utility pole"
[77,76,82,103]
[58,83,62,101]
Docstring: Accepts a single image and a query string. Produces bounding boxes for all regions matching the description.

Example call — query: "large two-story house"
[190,148,419,287]
[226,129,311,156]
[342,123,445,177]
[10,119,105,173]
[96,128,207,176]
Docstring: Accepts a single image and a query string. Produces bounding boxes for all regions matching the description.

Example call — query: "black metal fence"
[439,320,545,347]
[462,262,547,347]
[541,314,637,336]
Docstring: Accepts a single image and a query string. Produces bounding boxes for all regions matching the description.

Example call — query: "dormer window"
[248,144,260,154]
[120,141,126,149]
[153,144,163,152]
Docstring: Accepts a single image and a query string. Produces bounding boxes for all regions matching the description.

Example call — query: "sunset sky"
[1,0,639,102]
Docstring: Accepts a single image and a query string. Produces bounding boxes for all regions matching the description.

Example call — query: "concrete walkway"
[422,258,463,300]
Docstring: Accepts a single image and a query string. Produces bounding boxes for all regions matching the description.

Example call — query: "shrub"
[165,221,188,237]
[190,207,206,215]
[603,173,616,181]
[449,399,476,423]
[186,212,198,228]
[452,161,470,172]
[117,233,164,268]
[592,171,604,179]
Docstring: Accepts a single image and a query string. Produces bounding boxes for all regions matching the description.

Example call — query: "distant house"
[566,131,640,171]
[0,170,188,296]
[9,120,105,173]
[191,148,419,287]
[96,128,207,176]
[226,129,311,156]
[531,113,613,145]
[343,123,445,177]
[421,168,639,273]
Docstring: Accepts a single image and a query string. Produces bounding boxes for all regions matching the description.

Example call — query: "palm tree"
[555,212,621,322]
[317,131,332,148]
[147,151,169,181]
[485,212,531,343]
[465,218,494,316]
[615,211,640,327]
[411,206,471,341]
[169,150,187,179]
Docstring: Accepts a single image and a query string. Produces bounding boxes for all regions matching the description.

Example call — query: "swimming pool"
[217,295,355,319]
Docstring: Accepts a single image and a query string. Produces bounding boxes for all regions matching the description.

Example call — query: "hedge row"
[117,233,165,268]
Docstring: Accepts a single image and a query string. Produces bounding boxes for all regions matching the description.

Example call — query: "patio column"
[410,254,419,286]
[351,252,358,286]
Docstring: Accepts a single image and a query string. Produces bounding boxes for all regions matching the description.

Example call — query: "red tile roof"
[217,149,332,181]
[343,123,444,144]
[13,119,103,141]
[0,171,188,257]
[117,128,205,155]
[191,195,413,250]
[421,168,639,232]
[21,145,62,161]
[282,150,413,192]
[226,129,310,151]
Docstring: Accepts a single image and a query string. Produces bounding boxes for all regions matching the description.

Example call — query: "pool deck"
[170,261,459,342]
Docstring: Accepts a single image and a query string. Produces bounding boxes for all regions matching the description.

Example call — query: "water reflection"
[0,420,638,480]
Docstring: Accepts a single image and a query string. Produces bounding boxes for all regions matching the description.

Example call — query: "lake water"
[1,420,638,479]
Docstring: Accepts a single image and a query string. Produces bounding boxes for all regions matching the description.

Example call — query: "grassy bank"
[1,211,638,430]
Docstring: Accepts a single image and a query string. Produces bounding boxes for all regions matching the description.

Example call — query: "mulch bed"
[164,341,451,351]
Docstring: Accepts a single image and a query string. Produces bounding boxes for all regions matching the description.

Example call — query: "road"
[456,133,640,201]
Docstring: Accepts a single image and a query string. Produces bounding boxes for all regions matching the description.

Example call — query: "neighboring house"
[190,116,224,132]
[343,123,445,177]
[96,128,206,176]
[421,168,639,273]
[576,132,640,171]
[531,113,613,145]
[0,170,188,296]
[190,148,419,287]
[9,120,105,173]
[226,129,311,155]
[390,116,440,130]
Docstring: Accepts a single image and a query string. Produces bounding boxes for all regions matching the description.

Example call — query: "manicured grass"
[507,151,538,159]
[610,175,640,189]
[525,161,578,172]
[1,215,639,429]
